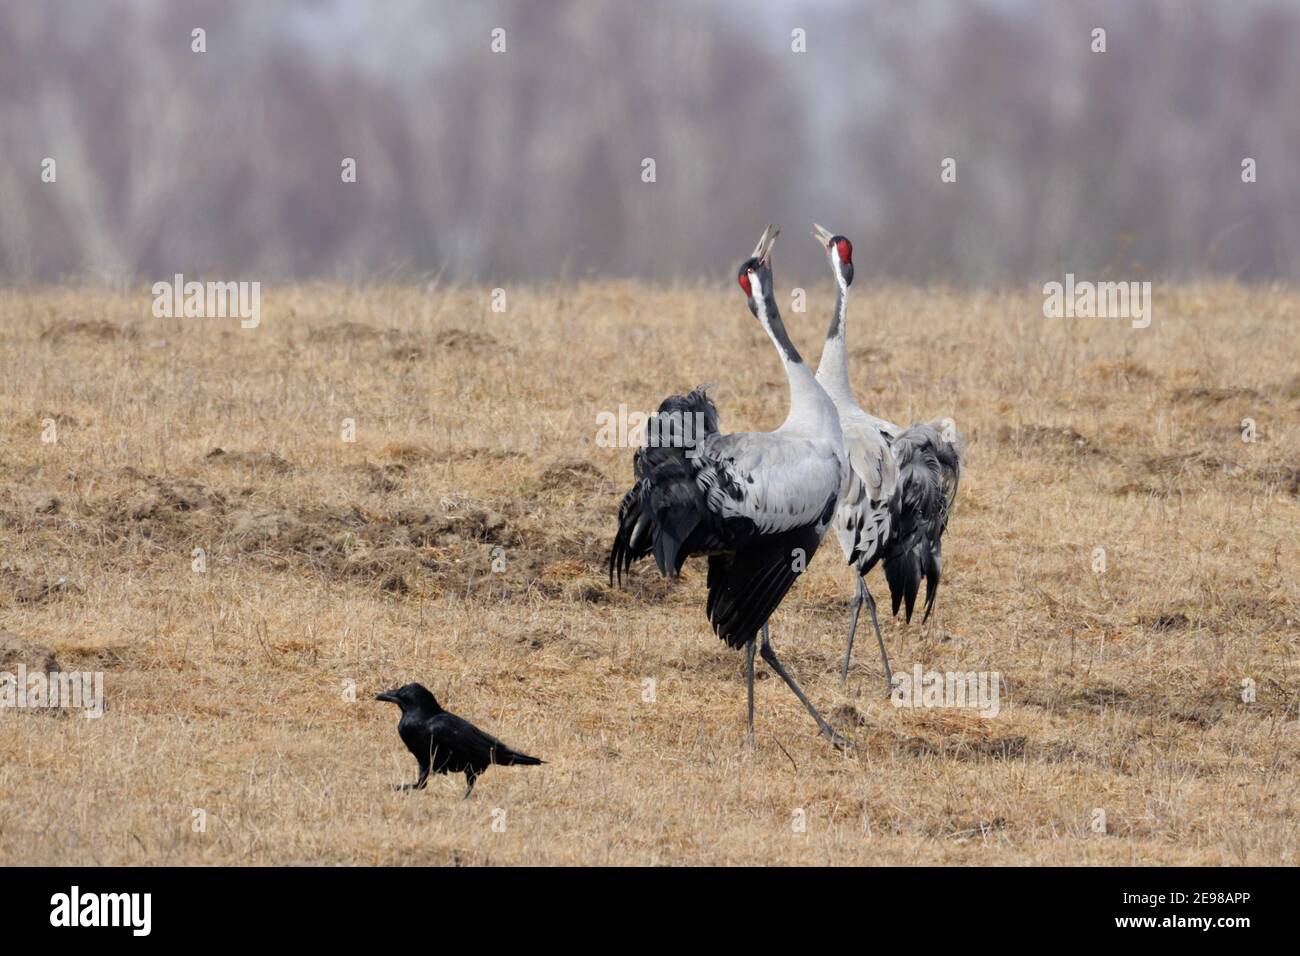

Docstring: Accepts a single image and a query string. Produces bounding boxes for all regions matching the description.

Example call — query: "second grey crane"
[811,224,963,694]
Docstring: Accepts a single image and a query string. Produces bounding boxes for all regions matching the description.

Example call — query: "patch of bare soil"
[23,492,61,515]
[387,343,425,361]
[432,328,501,352]
[0,631,79,718]
[533,459,610,496]
[219,497,530,595]
[0,568,83,607]
[381,443,524,466]
[1254,462,1300,495]
[12,464,556,597]
[203,447,295,474]
[84,471,228,549]
[306,321,401,344]
[40,318,137,343]
[830,702,867,729]
[1015,676,1242,727]
[0,630,60,672]
[904,735,1028,762]
[850,346,891,364]
[1130,451,1299,496]
[1111,480,1168,497]
[1169,385,1261,404]
[1137,610,1191,632]
[997,423,1093,454]
[396,499,511,545]
[121,470,227,516]
[358,461,406,493]
[1116,448,1290,494]
[1085,359,1155,383]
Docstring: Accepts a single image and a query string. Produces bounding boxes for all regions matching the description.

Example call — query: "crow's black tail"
[496,748,544,767]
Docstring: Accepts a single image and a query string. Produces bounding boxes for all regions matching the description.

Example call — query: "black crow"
[374,683,543,797]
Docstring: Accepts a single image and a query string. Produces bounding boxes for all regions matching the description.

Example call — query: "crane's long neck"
[814,274,858,410]
[754,292,840,441]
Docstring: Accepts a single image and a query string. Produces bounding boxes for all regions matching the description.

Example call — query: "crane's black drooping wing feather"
[609,386,719,584]
[881,421,962,622]
[705,521,826,649]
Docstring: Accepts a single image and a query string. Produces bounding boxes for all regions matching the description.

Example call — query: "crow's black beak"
[375,690,399,703]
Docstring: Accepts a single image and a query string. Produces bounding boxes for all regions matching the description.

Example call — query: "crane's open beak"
[751,223,780,267]
[811,223,834,250]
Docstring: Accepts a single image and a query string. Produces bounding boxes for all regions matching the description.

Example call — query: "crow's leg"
[745,637,757,747]
[840,577,865,686]
[760,625,853,752]
[393,759,430,791]
[463,770,478,799]
[862,584,892,698]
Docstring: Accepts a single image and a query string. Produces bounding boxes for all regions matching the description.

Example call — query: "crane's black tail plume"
[609,386,720,585]
[882,419,963,623]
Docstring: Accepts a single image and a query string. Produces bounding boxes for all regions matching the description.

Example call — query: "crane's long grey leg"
[840,577,865,686]
[862,584,892,697]
[745,637,757,747]
[759,625,853,752]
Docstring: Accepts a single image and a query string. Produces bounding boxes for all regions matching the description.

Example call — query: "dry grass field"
[0,280,1296,866]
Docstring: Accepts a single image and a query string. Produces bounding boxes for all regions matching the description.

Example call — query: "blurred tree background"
[1,0,1296,284]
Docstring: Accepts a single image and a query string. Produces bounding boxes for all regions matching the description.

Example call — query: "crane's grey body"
[811,224,963,694]
[697,430,844,534]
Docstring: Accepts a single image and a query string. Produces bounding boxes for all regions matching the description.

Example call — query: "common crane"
[610,226,855,749]
[811,223,963,694]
